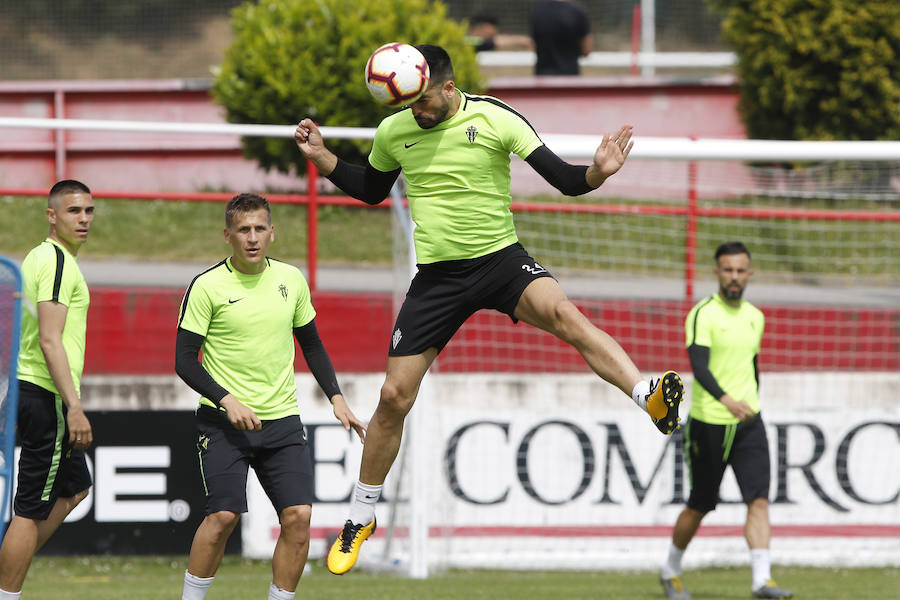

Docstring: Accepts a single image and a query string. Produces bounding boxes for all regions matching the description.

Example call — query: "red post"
[306,159,318,292]
[685,154,698,303]
[630,4,642,76]
[53,89,66,181]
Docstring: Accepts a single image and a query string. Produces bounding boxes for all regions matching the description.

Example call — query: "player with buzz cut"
[0,180,95,599]
[295,43,684,575]
[176,193,366,600]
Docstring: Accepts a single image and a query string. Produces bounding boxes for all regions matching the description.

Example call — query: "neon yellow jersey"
[685,294,764,424]
[369,90,544,263]
[17,239,90,394]
[178,257,315,420]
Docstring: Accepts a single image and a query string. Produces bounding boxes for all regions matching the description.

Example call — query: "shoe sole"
[652,371,683,435]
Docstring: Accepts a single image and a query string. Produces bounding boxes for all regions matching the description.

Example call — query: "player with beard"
[659,241,792,599]
[295,43,684,575]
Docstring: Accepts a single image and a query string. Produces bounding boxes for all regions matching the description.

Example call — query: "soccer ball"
[365,42,430,106]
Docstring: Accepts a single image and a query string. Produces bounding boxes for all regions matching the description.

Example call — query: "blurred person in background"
[659,241,793,600]
[465,12,533,52]
[0,180,95,600]
[176,193,366,600]
[530,0,592,75]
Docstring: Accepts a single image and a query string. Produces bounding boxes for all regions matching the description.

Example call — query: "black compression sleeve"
[175,328,230,406]
[294,320,342,400]
[524,144,594,196]
[754,354,759,390]
[688,343,728,400]
[326,157,400,205]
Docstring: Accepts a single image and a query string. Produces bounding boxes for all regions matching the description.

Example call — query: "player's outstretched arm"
[525,127,632,196]
[295,118,398,205]
[295,118,338,176]
[585,125,634,188]
[330,394,367,443]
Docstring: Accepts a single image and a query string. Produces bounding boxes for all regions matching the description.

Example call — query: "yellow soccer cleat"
[660,575,692,599]
[326,518,376,575]
[646,371,684,435]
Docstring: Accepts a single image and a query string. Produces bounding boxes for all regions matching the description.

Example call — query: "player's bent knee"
[207,510,240,534]
[71,487,91,505]
[747,497,769,512]
[378,382,416,417]
[279,506,312,541]
[552,301,589,341]
[279,505,311,529]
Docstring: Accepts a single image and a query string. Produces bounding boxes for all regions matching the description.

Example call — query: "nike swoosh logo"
[228,298,244,304]
[404,141,421,149]
[364,495,378,499]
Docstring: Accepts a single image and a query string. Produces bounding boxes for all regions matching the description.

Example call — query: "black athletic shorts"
[14,380,92,520]
[389,242,555,356]
[684,413,771,513]
[195,405,314,515]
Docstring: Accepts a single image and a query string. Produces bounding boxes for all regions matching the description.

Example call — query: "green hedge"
[212,0,485,176]
[709,0,900,140]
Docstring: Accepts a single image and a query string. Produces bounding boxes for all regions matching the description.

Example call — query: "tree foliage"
[212,0,485,176]
[708,0,900,140]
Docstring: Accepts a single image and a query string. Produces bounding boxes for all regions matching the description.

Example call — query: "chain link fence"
[0,0,724,80]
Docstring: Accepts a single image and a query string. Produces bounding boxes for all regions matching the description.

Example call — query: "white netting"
[383,151,900,575]
[436,157,900,376]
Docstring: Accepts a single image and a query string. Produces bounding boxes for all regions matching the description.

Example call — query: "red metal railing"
[4,158,899,295]
[8,163,899,374]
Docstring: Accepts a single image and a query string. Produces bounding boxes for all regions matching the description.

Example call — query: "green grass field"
[23,556,899,599]
[0,195,393,266]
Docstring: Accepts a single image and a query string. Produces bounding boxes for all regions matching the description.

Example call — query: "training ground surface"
[23,556,900,599]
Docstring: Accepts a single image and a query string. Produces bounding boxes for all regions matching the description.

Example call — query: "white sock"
[267,582,295,600]
[632,380,650,412]
[750,548,771,590]
[0,588,22,599]
[182,570,214,600]
[661,542,685,579]
[347,481,382,525]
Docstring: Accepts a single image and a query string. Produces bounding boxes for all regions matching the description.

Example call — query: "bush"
[708,0,900,140]
[212,0,485,177]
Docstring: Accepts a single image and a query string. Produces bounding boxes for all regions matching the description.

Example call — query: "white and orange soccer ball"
[365,42,430,106]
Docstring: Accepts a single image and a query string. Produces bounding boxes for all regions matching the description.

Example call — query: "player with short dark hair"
[0,180,95,599]
[530,0,592,75]
[659,242,792,599]
[466,12,533,53]
[176,193,366,600]
[295,43,683,575]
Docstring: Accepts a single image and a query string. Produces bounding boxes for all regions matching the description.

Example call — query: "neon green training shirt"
[17,239,90,395]
[178,257,315,420]
[369,90,545,264]
[685,293,765,425]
